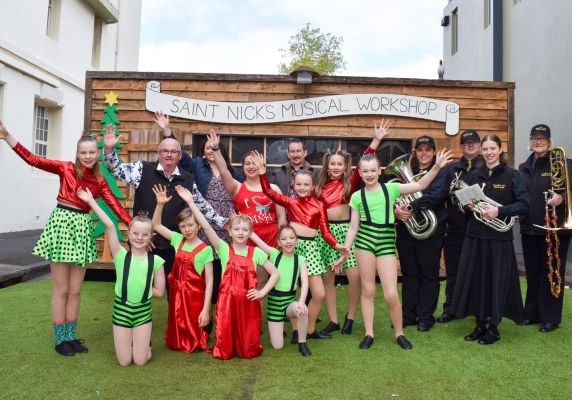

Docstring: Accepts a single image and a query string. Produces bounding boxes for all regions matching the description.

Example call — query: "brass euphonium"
[449,172,515,232]
[385,153,437,240]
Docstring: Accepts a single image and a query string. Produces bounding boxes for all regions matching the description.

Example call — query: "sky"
[139,0,445,79]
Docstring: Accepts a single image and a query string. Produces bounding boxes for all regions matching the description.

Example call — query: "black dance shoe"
[359,335,374,349]
[436,312,456,324]
[539,322,559,333]
[68,339,88,353]
[396,335,413,350]
[417,321,433,332]
[298,342,312,356]
[464,326,487,341]
[340,314,354,335]
[307,331,332,339]
[478,330,500,345]
[55,341,75,356]
[517,319,534,326]
[321,321,340,334]
[290,330,299,344]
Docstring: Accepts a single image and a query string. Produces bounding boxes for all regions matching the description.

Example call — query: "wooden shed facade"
[84,71,514,266]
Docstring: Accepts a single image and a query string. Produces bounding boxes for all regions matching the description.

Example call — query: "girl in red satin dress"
[174,185,280,360]
[152,185,214,353]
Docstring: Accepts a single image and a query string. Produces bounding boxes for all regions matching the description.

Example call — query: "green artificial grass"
[1,279,571,400]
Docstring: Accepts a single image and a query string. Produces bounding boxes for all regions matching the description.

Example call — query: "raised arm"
[175,185,222,250]
[154,111,198,175]
[249,231,275,256]
[250,150,290,208]
[151,184,174,241]
[102,124,144,188]
[77,187,122,257]
[271,185,288,225]
[208,129,241,196]
[351,119,392,190]
[0,120,18,147]
[400,149,454,195]
[191,183,227,229]
[0,120,64,174]
[408,167,451,211]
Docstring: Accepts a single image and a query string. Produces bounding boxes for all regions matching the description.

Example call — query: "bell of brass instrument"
[533,147,572,231]
[385,153,437,240]
[449,172,515,232]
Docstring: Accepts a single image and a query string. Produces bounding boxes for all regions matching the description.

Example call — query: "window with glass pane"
[34,105,49,158]
[192,134,411,184]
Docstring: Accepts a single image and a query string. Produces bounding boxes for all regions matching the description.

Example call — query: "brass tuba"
[385,153,437,240]
[449,173,515,232]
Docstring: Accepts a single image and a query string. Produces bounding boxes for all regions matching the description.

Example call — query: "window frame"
[46,0,61,40]
[451,8,459,55]
[33,104,50,159]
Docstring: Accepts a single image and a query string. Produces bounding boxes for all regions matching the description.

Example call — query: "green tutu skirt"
[33,206,98,267]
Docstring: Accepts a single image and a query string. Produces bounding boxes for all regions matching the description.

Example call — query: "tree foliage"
[278,23,346,75]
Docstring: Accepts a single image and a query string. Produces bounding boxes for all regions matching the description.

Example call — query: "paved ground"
[0,230,50,287]
[0,229,571,288]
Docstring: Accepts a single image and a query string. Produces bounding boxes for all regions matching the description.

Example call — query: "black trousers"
[522,234,570,325]
[442,231,465,314]
[397,224,445,325]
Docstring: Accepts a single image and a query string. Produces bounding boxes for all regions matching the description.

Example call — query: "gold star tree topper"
[104,91,119,105]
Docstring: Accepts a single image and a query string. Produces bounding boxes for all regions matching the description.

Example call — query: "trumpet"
[385,153,437,240]
[532,147,572,298]
[450,173,515,232]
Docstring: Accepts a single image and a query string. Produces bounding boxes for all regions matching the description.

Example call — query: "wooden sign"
[145,80,460,135]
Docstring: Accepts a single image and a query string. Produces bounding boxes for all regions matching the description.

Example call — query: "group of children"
[0,117,455,366]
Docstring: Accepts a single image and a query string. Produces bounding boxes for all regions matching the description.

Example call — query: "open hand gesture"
[249,150,266,174]
[175,185,194,204]
[152,184,172,205]
[153,111,171,135]
[103,124,120,150]
[435,148,454,169]
[206,129,220,149]
[373,119,392,141]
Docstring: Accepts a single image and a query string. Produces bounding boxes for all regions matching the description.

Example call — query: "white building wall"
[443,0,494,81]
[442,0,572,166]
[0,0,141,232]
[504,0,572,164]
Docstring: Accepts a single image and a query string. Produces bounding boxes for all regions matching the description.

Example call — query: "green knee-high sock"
[64,320,77,342]
[53,322,65,345]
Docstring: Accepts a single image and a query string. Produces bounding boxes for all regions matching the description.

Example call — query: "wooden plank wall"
[85,72,514,267]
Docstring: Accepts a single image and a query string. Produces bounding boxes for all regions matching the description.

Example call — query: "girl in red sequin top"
[254,150,349,340]
[0,121,131,357]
